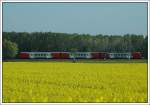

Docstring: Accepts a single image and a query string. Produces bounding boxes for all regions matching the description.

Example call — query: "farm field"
[3,60,147,103]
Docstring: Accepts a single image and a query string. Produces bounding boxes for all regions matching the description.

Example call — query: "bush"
[2,39,18,59]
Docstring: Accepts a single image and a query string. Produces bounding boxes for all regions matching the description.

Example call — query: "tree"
[2,39,18,59]
[142,36,148,58]
[2,32,147,59]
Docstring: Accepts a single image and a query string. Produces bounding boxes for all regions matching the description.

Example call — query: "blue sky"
[3,3,147,35]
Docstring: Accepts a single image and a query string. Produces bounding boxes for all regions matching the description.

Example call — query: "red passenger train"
[18,52,142,59]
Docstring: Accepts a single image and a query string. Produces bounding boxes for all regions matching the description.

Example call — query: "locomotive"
[18,52,142,59]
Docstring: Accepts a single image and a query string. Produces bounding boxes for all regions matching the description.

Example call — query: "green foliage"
[70,48,78,52]
[3,61,147,102]
[142,36,148,58]
[2,39,18,59]
[3,32,148,58]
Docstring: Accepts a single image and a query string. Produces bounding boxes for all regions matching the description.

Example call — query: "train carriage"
[51,52,69,59]
[132,52,142,59]
[91,52,108,59]
[69,52,92,59]
[18,52,30,59]
[99,52,108,59]
[60,52,69,59]
[18,52,52,59]
[29,52,52,59]
[109,53,131,59]
[91,52,99,59]
[18,51,142,59]
[51,52,61,59]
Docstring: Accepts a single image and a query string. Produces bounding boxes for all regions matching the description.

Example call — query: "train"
[18,52,142,59]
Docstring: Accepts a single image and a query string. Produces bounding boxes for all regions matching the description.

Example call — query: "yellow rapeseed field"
[3,61,147,102]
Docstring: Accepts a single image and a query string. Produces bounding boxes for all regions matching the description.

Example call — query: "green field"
[3,60,148,103]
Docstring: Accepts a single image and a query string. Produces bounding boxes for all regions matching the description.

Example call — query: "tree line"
[2,32,148,59]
